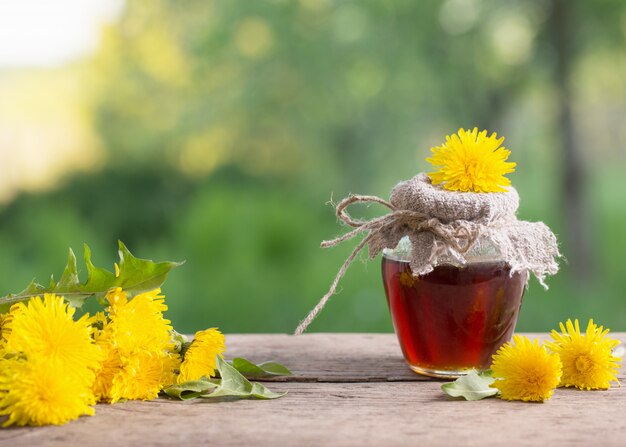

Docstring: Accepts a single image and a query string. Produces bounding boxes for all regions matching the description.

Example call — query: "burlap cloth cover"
[294,173,560,335]
[380,173,559,280]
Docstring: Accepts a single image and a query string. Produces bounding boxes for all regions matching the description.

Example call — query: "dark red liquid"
[382,256,526,374]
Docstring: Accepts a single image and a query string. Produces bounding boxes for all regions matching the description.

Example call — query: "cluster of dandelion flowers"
[178,328,226,383]
[427,127,516,193]
[490,335,562,402]
[93,288,181,403]
[547,319,621,390]
[0,294,102,426]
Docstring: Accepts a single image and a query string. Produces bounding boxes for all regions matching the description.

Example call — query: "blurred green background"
[0,0,625,333]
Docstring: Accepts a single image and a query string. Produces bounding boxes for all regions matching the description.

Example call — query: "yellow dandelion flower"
[547,319,621,390]
[92,289,181,402]
[178,328,226,383]
[3,294,103,385]
[106,350,181,403]
[106,288,172,353]
[491,335,562,402]
[92,344,123,402]
[426,128,516,193]
[0,357,96,426]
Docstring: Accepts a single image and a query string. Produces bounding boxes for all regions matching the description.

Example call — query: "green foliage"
[441,370,499,401]
[230,358,292,378]
[164,357,287,401]
[0,242,182,311]
[2,167,626,333]
[1,0,626,334]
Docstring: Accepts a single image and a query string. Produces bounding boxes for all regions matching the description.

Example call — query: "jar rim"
[383,235,507,266]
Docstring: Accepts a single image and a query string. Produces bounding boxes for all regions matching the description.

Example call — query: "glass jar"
[382,237,527,378]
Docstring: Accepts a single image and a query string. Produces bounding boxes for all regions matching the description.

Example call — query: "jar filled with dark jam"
[382,238,527,378]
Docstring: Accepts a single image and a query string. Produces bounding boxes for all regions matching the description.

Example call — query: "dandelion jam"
[295,131,560,378]
[382,255,526,378]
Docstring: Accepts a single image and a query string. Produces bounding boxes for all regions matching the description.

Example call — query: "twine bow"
[294,194,481,335]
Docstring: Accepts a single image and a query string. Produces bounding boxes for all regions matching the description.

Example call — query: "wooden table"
[1,333,624,447]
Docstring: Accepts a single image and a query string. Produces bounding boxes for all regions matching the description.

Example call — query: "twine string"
[294,194,480,335]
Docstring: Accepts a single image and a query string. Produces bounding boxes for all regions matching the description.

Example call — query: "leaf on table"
[441,370,499,401]
[209,356,254,398]
[0,241,184,310]
[254,361,292,376]
[164,357,287,401]
[249,382,287,399]
[163,380,218,400]
[230,357,292,378]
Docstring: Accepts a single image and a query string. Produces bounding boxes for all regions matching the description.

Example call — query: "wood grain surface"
[1,333,624,447]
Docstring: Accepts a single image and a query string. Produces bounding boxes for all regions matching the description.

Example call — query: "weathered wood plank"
[0,333,624,447]
[225,333,427,382]
[224,333,626,382]
[2,381,624,447]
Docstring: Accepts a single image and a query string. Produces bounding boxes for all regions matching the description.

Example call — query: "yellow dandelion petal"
[426,127,516,193]
[491,335,562,402]
[0,357,96,426]
[106,287,127,308]
[547,319,621,390]
[108,350,181,403]
[106,288,172,353]
[178,328,226,383]
[92,311,108,327]
[0,313,10,345]
[3,294,103,384]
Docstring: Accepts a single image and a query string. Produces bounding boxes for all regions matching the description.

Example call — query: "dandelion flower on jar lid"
[490,335,562,402]
[178,328,226,383]
[426,128,516,193]
[547,319,621,390]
